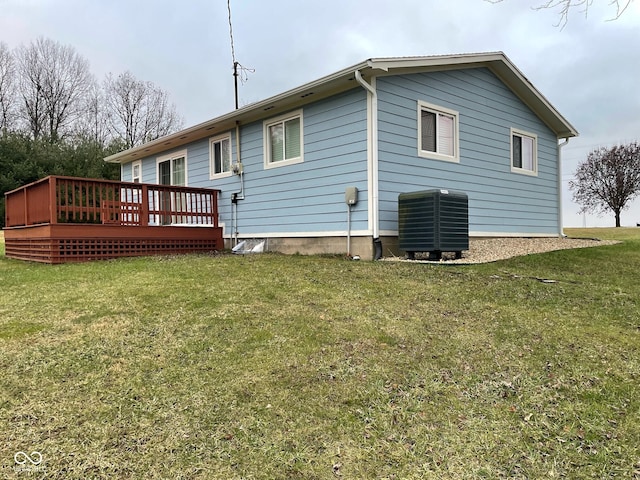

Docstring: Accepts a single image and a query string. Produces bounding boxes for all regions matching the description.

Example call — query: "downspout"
[354,69,382,260]
[231,121,244,247]
[558,137,570,237]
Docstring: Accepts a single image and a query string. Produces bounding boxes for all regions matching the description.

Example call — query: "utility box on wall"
[398,189,469,260]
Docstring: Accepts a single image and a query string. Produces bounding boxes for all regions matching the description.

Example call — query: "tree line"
[0,37,184,227]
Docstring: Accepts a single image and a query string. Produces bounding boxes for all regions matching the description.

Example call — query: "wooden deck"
[3,176,223,263]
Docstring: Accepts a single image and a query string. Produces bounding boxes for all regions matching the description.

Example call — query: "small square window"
[418,101,459,163]
[511,129,537,175]
[264,110,303,169]
[209,135,232,178]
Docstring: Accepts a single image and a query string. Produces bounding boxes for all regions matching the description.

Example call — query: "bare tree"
[570,142,640,227]
[73,82,109,146]
[103,71,183,149]
[0,42,16,135]
[14,37,93,141]
[15,41,45,138]
[486,0,634,27]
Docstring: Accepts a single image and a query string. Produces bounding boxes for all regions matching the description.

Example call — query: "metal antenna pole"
[233,61,239,110]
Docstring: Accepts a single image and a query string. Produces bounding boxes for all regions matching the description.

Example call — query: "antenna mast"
[233,61,239,110]
[227,0,253,110]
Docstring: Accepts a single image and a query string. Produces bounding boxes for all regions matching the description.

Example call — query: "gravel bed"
[384,237,620,264]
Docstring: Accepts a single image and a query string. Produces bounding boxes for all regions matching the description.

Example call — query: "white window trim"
[417,100,460,163]
[263,109,304,169]
[131,160,142,183]
[209,133,233,179]
[510,128,538,176]
[156,149,188,186]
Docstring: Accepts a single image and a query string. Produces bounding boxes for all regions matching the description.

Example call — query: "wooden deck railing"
[5,176,219,228]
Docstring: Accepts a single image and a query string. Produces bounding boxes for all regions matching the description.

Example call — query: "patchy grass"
[1,229,639,479]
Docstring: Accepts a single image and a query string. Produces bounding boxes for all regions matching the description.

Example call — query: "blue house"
[105,52,578,260]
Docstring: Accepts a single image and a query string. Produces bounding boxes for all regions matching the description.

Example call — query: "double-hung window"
[158,151,186,186]
[209,134,232,178]
[132,160,141,183]
[418,101,459,162]
[264,110,303,168]
[511,128,537,175]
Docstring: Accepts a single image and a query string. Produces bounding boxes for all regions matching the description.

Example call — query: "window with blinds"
[511,129,537,175]
[418,101,459,162]
[264,110,303,169]
[210,134,232,178]
[157,151,187,186]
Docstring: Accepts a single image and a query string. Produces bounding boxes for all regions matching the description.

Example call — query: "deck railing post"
[49,176,57,224]
[212,192,218,227]
[23,185,29,226]
[141,184,149,226]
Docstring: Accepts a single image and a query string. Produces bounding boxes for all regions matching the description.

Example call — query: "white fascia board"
[368,52,578,140]
[367,51,506,72]
[483,54,579,139]
[105,60,370,165]
[105,52,577,164]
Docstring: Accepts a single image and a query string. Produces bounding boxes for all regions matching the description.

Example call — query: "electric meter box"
[345,186,358,206]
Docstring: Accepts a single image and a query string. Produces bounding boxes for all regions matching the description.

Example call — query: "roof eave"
[105,60,372,164]
[485,54,578,139]
[105,52,578,164]
[369,52,578,139]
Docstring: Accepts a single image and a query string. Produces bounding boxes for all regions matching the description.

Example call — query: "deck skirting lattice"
[5,236,221,263]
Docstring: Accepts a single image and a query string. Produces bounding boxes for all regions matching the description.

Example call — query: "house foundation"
[225,235,401,261]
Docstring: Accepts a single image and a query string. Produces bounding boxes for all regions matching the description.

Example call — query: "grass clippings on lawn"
[1,228,639,479]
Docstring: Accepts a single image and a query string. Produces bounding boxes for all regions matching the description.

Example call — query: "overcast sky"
[2,0,639,227]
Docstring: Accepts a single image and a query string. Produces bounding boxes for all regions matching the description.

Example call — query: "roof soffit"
[105,53,577,164]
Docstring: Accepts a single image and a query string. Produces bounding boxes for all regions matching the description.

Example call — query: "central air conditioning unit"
[398,189,469,260]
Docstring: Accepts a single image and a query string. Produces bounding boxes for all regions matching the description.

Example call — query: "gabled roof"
[105,52,578,164]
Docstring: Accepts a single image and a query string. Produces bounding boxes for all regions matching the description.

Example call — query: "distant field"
[564,226,640,241]
[1,228,639,478]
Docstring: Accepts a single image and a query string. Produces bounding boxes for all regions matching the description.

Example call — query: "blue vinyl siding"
[120,160,155,183]
[377,67,560,235]
[120,66,561,241]
[120,164,131,182]
[236,89,368,234]
[124,88,369,237]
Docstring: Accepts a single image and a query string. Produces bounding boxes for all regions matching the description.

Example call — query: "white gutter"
[354,70,381,250]
[558,137,570,236]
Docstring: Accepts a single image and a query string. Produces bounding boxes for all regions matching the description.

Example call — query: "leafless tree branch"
[485,0,634,28]
[103,72,183,149]
[0,42,17,135]
[14,37,93,141]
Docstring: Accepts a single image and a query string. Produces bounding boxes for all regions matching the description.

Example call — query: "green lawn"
[1,229,639,479]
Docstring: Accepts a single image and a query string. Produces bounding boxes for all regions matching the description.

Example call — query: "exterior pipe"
[558,137,569,237]
[354,69,382,259]
[347,203,352,257]
[234,121,243,199]
[231,121,244,247]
